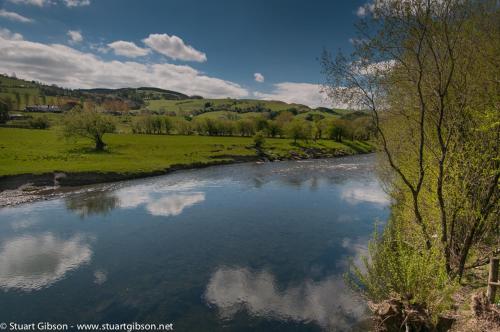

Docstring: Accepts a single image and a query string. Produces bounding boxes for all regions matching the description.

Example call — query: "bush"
[0,101,10,124]
[28,116,50,129]
[253,131,266,148]
[348,220,457,321]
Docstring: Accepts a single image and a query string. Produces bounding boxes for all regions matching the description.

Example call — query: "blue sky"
[0,0,367,107]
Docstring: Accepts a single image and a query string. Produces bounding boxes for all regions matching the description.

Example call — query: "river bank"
[0,146,372,207]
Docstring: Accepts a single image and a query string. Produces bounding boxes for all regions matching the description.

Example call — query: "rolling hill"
[0,74,364,121]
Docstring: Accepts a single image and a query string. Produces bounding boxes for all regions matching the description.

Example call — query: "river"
[0,154,389,331]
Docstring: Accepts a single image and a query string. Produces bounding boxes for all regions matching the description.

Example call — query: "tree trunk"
[95,136,106,151]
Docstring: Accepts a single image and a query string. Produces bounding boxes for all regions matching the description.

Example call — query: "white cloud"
[143,33,207,62]
[0,233,92,291]
[89,42,109,54]
[356,5,367,17]
[348,37,368,45]
[356,0,445,18]
[63,0,90,7]
[0,33,248,98]
[254,82,334,108]
[354,59,396,76]
[356,3,375,17]
[67,30,83,43]
[7,0,90,7]
[205,267,366,331]
[254,72,264,83]
[0,9,33,23]
[7,0,47,6]
[0,27,23,40]
[107,40,150,58]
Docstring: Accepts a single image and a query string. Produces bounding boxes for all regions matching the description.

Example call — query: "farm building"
[25,105,61,113]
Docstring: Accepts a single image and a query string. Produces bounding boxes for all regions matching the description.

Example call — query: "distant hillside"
[0,74,361,119]
[78,87,190,101]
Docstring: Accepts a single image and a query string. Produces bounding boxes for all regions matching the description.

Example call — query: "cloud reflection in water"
[146,193,205,216]
[205,267,366,330]
[116,182,205,217]
[340,181,389,206]
[0,233,92,291]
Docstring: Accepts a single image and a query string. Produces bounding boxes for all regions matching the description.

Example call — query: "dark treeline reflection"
[65,190,119,218]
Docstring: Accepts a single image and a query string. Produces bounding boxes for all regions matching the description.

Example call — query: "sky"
[0,0,368,108]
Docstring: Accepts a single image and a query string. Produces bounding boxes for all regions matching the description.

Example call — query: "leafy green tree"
[328,119,349,142]
[63,107,116,151]
[24,93,30,107]
[265,120,281,138]
[0,100,10,123]
[253,131,266,149]
[253,117,269,132]
[2,96,14,113]
[236,119,255,136]
[275,111,294,126]
[313,119,328,140]
[151,116,163,134]
[164,116,173,135]
[285,120,311,143]
[174,117,193,135]
[15,92,21,110]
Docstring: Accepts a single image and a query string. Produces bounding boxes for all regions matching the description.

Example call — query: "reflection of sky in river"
[0,155,388,331]
[206,267,364,331]
[0,233,92,291]
[205,236,370,331]
[115,181,206,217]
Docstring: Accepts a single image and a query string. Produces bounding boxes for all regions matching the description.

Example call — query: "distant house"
[9,113,30,120]
[25,105,61,113]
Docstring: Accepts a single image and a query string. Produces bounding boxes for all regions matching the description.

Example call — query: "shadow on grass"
[342,140,372,153]
[66,147,120,155]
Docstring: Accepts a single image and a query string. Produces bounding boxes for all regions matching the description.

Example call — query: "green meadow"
[0,128,372,176]
[0,74,373,178]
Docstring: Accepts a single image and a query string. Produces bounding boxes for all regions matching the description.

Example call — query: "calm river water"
[0,154,389,331]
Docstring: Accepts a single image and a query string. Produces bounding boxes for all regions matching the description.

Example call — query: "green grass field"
[0,128,372,176]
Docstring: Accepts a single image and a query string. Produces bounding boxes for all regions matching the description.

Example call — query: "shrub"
[28,116,50,129]
[253,131,266,149]
[348,220,457,321]
[0,101,10,124]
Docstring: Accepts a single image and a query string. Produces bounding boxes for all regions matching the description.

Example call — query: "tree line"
[130,112,374,143]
